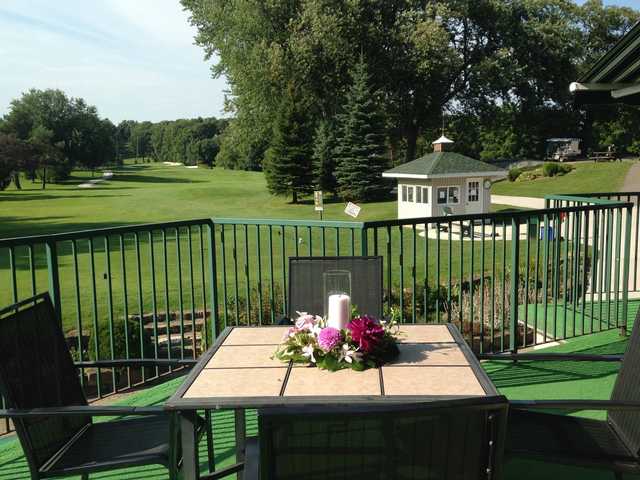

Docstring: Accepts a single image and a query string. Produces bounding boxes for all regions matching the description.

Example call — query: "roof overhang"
[382,171,507,180]
[571,21,640,106]
[570,82,640,105]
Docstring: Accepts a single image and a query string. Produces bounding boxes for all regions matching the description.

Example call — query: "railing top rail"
[0,198,632,246]
[544,194,622,205]
[213,218,365,228]
[362,201,633,228]
[0,217,215,247]
[556,191,640,198]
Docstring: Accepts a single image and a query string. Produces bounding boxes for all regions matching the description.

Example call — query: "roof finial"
[442,113,445,137]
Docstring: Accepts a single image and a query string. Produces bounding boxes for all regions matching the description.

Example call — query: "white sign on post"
[344,202,361,218]
[314,191,324,211]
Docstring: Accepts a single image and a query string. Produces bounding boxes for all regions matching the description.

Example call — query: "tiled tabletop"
[167,324,497,409]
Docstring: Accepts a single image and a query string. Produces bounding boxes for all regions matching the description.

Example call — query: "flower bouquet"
[274,313,400,371]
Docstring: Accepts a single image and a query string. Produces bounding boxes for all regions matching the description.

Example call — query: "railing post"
[360,224,368,256]
[45,240,62,324]
[510,218,520,354]
[207,221,220,340]
[621,206,632,336]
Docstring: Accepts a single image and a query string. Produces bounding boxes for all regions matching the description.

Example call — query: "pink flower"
[347,316,384,354]
[295,313,319,331]
[317,327,342,351]
[283,326,299,340]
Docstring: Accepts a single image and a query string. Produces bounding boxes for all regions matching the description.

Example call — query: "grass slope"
[0,162,396,239]
[491,160,633,198]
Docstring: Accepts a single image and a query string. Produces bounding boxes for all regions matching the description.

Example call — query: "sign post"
[314,191,324,220]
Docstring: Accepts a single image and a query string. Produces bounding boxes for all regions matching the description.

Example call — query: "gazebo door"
[466,178,482,214]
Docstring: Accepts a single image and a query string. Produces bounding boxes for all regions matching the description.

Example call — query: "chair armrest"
[0,405,165,418]
[199,462,246,480]
[478,353,623,362]
[199,437,259,480]
[510,400,640,411]
[75,359,197,368]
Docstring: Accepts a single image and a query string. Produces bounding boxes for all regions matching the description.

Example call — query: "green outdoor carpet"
[1,301,638,479]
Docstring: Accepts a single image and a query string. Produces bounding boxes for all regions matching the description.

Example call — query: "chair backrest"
[608,308,640,457]
[258,396,508,480]
[288,256,383,319]
[0,294,89,472]
[442,206,453,216]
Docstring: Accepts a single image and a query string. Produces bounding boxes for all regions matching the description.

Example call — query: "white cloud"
[0,0,227,123]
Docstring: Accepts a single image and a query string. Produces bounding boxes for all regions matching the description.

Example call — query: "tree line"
[182,0,640,202]
[0,89,228,190]
[0,89,116,189]
[114,117,227,167]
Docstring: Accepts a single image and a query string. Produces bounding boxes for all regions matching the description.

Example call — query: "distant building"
[382,136,506,219]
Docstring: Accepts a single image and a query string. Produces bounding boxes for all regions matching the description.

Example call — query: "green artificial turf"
[491,160,632,198]
[1,304,638,479]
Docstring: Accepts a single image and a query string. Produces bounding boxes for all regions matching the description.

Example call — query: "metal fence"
[0,196,634,436]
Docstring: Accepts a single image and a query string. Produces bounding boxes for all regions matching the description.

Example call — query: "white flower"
[338,344,362,364]
[302,344,317,363]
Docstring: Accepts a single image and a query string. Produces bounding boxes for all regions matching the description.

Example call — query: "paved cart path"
[622,161,640,192]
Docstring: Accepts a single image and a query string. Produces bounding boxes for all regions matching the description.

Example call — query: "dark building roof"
[571,21,640,105]
[382,151,505,179]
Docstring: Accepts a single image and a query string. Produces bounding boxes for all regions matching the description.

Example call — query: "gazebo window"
[407,186,414,202]
[416,187,422,203]
[437,186,459,205]
[421,187,429,204]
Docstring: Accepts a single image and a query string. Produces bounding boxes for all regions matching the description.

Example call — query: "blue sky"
[0,1,638,124]
[0,0,228,123]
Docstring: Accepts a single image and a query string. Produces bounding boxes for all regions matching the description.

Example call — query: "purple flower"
[347,316,384,354]
[317,327,343,351]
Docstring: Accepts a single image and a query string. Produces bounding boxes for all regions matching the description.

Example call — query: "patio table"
[166,324,498,479]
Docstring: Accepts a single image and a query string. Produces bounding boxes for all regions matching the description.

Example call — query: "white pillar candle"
[327,294,351,330]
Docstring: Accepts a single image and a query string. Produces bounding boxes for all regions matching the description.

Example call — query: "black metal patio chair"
[486,309,640,478]
[288,256,383,319]
[0,293,207,480]
[238,396,508,480]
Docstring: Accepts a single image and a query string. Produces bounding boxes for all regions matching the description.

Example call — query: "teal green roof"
[383,151,505,177]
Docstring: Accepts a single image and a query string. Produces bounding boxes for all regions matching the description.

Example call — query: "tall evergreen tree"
[264,86,313,203]
[334,57,389,201]
[312,119,337,196]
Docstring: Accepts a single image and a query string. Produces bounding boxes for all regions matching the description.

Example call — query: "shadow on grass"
[486,338,629,390]
[0,217,146,242]
[0,193,128,202]
[112,174,207,184]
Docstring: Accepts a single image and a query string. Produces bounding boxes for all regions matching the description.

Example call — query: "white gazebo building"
[382,136,506,219]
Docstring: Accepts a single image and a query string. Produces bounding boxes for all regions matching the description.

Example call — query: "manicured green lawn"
[491,160,633,198]
[0,161,396,239]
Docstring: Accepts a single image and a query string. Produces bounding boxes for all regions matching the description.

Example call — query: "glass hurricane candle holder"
[324,270,351,330]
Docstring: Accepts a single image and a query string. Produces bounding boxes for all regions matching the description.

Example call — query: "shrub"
[89,319,154,361]
[508,167,522,182]
[542,162,572,177]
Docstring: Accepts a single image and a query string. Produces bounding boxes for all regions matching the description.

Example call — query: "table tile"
[389,343,469,366]
[397,325,454,343]
[204,345,282,368]
[382,366,485,396]
[183,368,287,398]
[284,367,381,397]
[223,326,289,345]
